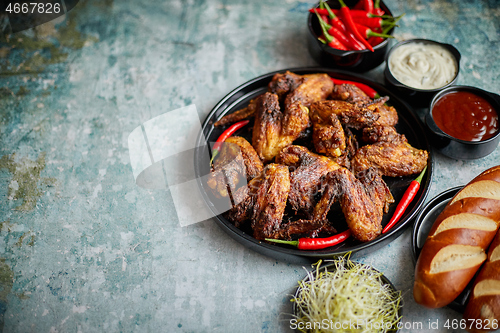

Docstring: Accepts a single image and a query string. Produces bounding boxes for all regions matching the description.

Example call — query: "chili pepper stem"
[265,238,299,247]
[414,165,427,184]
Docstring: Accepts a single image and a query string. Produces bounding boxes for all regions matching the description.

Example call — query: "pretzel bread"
[463,230,500,332]
[414,165,500,308]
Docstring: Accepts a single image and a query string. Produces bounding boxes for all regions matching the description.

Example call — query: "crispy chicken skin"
[368,102,399,127]
[276,145,340,216]
[314,167,392,242]
[252,74,334,161]
[282,73,334,135]
[252,92,283,161]
[311,100,379,130]
[214,72,329,128]
[226,163,290,235]
[206,137,262,198]
[351,141,429,177]
[330,83,372,105]
[213,100,257,127]
[251,164,290,240]
[311,110,346,158]
[223,136,263,179]
[206,146,246,199]
[277,219,337,240]
[362,125,407,144]
[267,71,305,100]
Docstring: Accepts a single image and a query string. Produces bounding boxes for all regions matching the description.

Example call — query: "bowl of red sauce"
[426,85,500,159]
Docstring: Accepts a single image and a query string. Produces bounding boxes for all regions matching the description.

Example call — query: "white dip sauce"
[388,42,457,90]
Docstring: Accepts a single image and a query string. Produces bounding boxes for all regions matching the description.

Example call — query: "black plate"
[194,67,434,264]
[411,186,472,313]
[292,261,402,332]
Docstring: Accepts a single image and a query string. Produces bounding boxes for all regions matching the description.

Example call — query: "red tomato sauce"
[432,91,499,141]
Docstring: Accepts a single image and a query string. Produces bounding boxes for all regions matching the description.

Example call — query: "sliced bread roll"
[414,165,500,309]
[463,230,500,332]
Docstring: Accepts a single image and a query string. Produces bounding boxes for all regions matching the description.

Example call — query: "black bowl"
[194,67,434,264]
[307,0,395,72]
[384,39,461,107]
[293,260,403,331]
[425,85,500,160]
[411,186,471,313]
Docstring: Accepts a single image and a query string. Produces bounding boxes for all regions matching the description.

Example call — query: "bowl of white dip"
[384,39,460,106]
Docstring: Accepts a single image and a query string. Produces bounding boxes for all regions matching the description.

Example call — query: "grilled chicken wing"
[276,145,340,216]
[311,100,379,130]
[206,136,263,198]
[252,92,283,161]
[251,164,290,240]
[252,74,334,161]
[311,106,346,158]
[213,101,257,127]
[362,125,407,144]
[225,163,290,238]
[351,141,429,177]
[367,100,399,127]
[268,71,305,100]
[314,167,393,242]
[330,83,372,105]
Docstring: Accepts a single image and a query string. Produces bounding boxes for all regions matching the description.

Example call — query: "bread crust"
[414,165,500,309]
[463,231,500,332]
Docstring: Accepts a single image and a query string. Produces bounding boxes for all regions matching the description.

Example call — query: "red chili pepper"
[211,120,249,163]
[338,0,374,51]
[367,24,394,46]
[354,22,394,39]
[314,9,394,20]
[315,10,349,51]
[382,166,427,234]
[373,0,385,16]
[330,77,380,99]
[265,229,351,250]
[353,0,364,10]
[352,16,395,29]
[309,8,329,15]
[354,13,403,29]
[321,2,367,51]
[322,2,347,33]
[328,26,363,51]
[362,0,374,13]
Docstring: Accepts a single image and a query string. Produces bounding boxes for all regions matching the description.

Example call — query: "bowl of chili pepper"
[307,0,400,72]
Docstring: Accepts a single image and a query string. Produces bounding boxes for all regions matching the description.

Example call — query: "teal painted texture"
[0,0,499,332]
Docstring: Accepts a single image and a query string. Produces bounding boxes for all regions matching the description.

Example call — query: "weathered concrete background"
[0,0,499,332]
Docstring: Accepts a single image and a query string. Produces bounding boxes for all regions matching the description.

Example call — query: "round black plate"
[411,186,472,313]
[292,261,402,332]
[194,67,434,264]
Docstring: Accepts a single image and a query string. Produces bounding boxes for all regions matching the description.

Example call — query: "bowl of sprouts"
[292,256,402,332]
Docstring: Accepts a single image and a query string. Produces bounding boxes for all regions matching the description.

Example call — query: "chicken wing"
[213,101,257,127]
[351,141,429,177]
[206,136,263,199]
[311,100,379,131]
[330,83,372,105]
[267,71,305,100]
[276,145,340,216]
[252,92,283,161]
[362,125,407,144]
[314,167,392,242]
[310,105,346,158]
[252,74,334,161]
[251,164,290,240]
